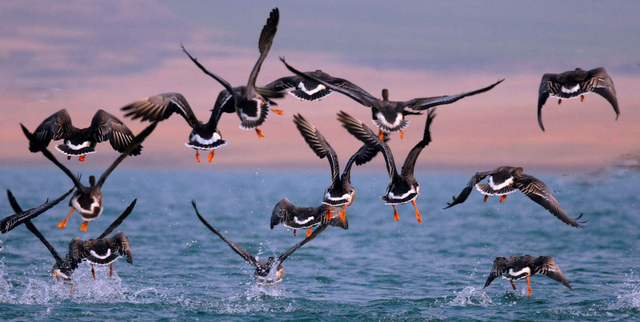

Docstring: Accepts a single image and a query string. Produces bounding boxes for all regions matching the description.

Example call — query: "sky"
[0,1,638,173]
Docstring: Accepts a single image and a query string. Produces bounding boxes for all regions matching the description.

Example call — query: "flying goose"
[265,70,372,102]
[270,198,348,237]
[484,255,573,296]
[28,109,142,162]
[281,57,502,138]
[538,67,619,131]
[5,190,135,293]
[21,122,156,231]
[337,109,437,223]
[293,113,384,220]
[443,166,585,228]
[193,200,328,286]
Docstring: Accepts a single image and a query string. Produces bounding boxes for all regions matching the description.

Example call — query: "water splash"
[448,286,493,307]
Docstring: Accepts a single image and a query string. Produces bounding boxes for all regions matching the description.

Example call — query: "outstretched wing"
[278,223,328,263]
[247,8,279,91]
[263,75,298,92]
[1,187,75,234]
[90,110,142,155]
[484,257,508,288]
[341,139,387,183]
[537,74,555,131]
[121,92,200,129]
[182,45,239,115]
[336,111,398,180]
[443,171,492,209]
[192,200,257,267]
[405,79,504,111]
[21,124,83,190]
[281,58,376,107]
[111,231,133,264]
[293,114,340,186]
[401,109,436,178]
[516,174,585,228]
[96,122,157,189]
[535,256,573,290]
[97,199,137,239]
[31,109,76,152]
[586,68,619,119]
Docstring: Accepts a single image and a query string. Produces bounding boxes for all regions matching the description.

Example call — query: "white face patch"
[488,176,514,190]
[297,82,326,95]
[89,249,112,260]
[293,216,315,225]
[561,84,580,93]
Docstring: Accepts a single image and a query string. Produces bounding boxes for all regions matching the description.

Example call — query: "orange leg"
[70,284,75,294]
[293,229,297,237]
[67,156,72,160]
[339,204,347,222]
[400,130,404,139]
[378,129,384,141]
[79,155,86,162]
[483,195,488,202]
[91,264,96,279]
[306,227,312,237]
[558,98,562,105]
[326,205,332,221]
[195,149,201,163]
[207,150,215,163]
[392,205,399,221]
[580,95,585,102]
[412,199,422,224]
[255,128,265,139]
[526,276,532,296]
[57,208,74,230]
[80,221,89,232]
[270,108,283,115]
[110,263,113,277]
[499,195,507,203]
[510,279,516,291]
[54,271,58,282]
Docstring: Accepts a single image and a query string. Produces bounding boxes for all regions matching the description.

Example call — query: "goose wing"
[121,92,200,129]
[96,122,157,189]
[192,201,257,267]
[405,79,504,111]
[278,223,328,263]
[484,257,510,288]
[585,68,619,119]
[30,109,77,152]
[1,187,75,234]
[337,111,398,180]
[281,58,376,107]
[537,73,557,131]
[535,256,573,290]
[97,199,137,239]
[401,109,435,178]
[293,114,340,186]
[515,174,585,228]
[91,110,141,155]
[443,170,493,209]
[247,8,279,91]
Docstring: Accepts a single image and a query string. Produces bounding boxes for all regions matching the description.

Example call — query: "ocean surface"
[0,167,638,321]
